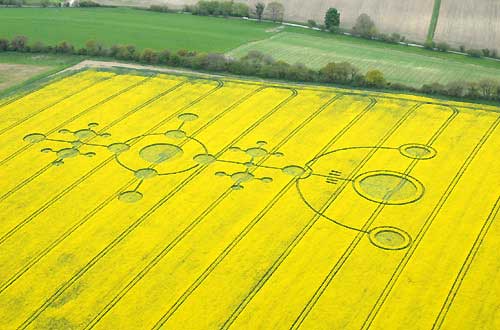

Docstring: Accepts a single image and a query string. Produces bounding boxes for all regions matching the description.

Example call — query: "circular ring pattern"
[399,144,437,160]
[368,226,412,250]
[353,170,424,205]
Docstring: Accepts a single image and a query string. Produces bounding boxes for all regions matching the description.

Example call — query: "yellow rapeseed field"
[0,69,499,329]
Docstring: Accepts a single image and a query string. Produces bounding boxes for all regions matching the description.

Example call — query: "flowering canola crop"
[0,70,499,329]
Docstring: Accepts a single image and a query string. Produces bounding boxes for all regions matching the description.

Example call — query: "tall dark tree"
[266,2,284,23]
[255,2,265,21]
[324,8,340,32]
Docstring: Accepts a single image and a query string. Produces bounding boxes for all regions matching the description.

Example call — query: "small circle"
[261,177,273,183]
[118,191,143,203]
[246,147,267,158]
[88,122,99,128]
[231,172,254,183]
[139,143,183,163]
[193,153,216,165]
[353,170,424,205]
[58,129,71,134]
[399,144,437,160]
[83,152,96,158]
[23,133,46,143]
[257,140,267,146]
[282,165,306,177]
[231,184,244,190]
[165,130,187,139]
[56,148,79,159]
[41,148,53,153]
[108,143,130,154]
[215,171,227,177]
[368,226,411,250]
[178,113,199,122]
[229,146,241,152]
[134,168,158,179]
[74,129,97,140]
[100,132,112,138]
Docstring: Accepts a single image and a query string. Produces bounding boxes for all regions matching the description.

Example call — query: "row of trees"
[183,1,285,23]
[323,8,499,59]
[1,35,499,102]
[0,0,24,6]
[184,1,250,18]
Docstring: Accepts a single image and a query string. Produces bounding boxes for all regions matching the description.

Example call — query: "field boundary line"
[0,75,154,167]
[85,92,346,329]
[432,197,500,329]
[361,114,500,329]
[17,81,298,329]
[222,100,418,329]
[61,61,500,114]
[0,84,266,296]
[0,74,113,137]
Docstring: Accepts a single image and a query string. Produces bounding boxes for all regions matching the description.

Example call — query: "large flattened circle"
[139,143,183,163]
[116,134,207,176]
[353,170,424,205]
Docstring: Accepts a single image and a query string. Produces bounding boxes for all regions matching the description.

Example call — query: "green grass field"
[0,8,278,52]
[1,7,500,88]
[227,30,500,87]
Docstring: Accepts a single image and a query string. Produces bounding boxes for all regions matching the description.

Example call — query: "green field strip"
[427,0,443,41]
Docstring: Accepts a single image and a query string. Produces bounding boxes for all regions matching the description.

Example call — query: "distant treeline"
[183,1,250,18]
[1,35,499,103]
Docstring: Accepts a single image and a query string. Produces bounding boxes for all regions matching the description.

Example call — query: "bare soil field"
[0,64,51,91]
[244,0,435,42]
[96,0,499,52]
[434,0,500,52]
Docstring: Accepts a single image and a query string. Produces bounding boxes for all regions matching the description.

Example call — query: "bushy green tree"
[467,49,482,58]
[324,8,340,32]
[232,3,249,17]
[140,48,158,64]
[353,13,377,38]
[436,42,450,52]
[365,70,386,87]
[320,62,360,84]
[0,38,9,51]
[10,35,28,51]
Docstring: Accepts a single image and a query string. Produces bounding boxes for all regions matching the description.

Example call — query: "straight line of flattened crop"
[427,0,442,41]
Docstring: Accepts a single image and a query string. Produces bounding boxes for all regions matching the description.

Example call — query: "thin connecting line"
[45,138,110,148]
[214,158,282,171]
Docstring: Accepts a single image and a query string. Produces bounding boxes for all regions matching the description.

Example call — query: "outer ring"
[368,226,412,250]
[399,143,437,160]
